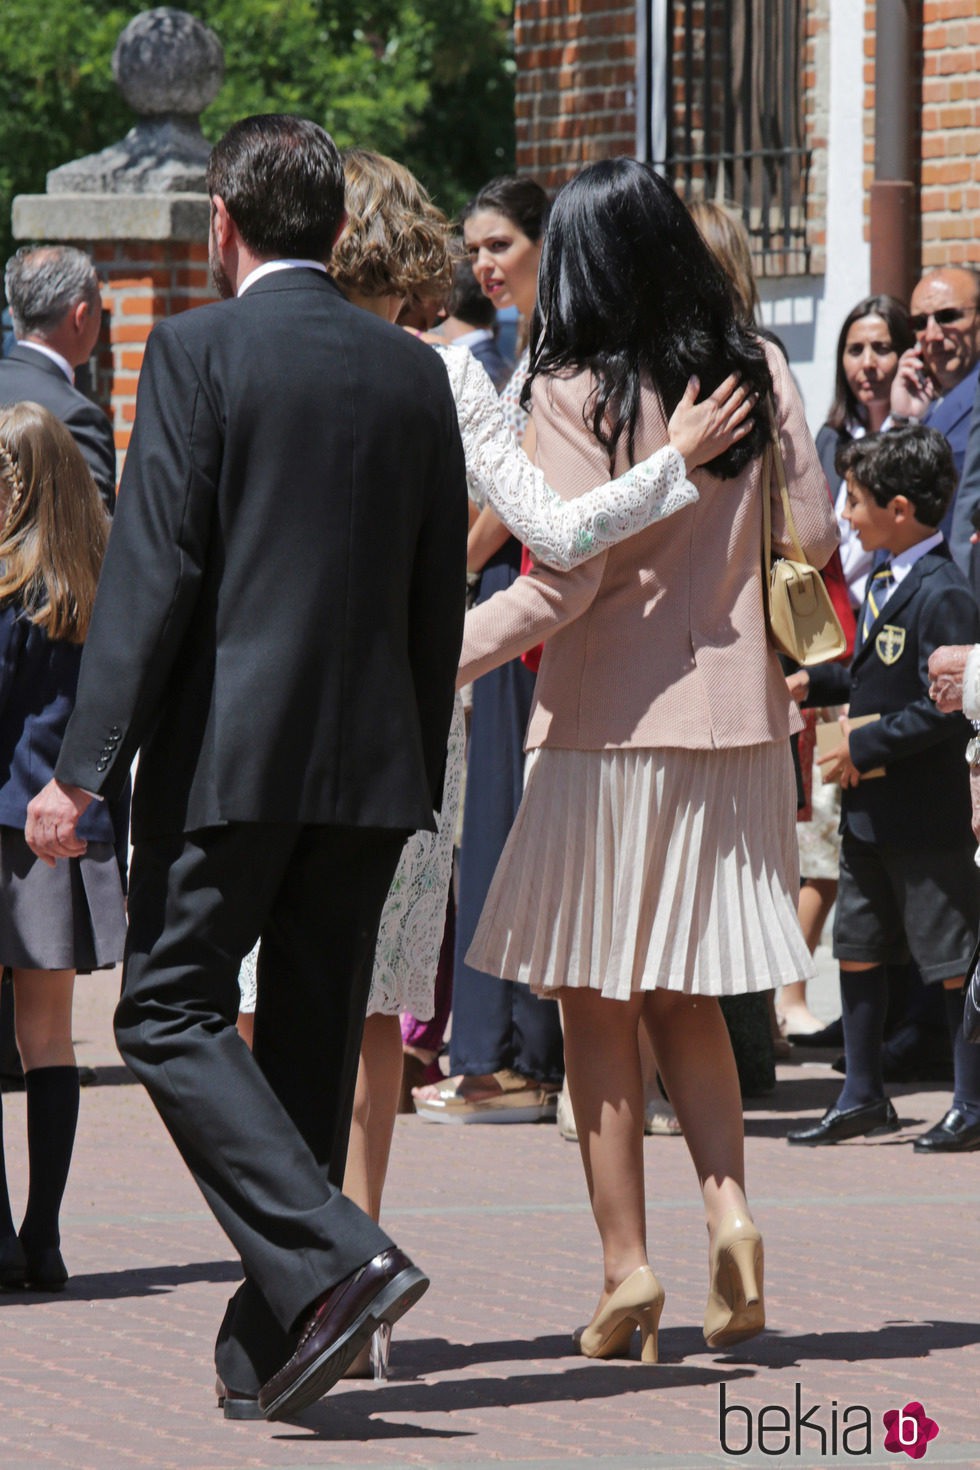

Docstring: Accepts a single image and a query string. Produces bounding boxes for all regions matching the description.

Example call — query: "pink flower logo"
[883,1402,939,1459]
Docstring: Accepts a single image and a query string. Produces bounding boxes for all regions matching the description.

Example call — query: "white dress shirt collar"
[237,259,329,297]
[18,339,74,383]
[452,328,493,352]
[888,530,945,586]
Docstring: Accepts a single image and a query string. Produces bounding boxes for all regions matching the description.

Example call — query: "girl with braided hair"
[0,401,126,1293]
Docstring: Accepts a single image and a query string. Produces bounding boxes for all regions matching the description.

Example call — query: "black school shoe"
[787,1098,899,1146]
[913,1108,980,1153]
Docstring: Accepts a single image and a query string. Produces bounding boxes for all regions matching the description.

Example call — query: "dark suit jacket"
[0,605,115,843]
[923,359,980,571]
[0,344,117,512]
[806,543,980,848]
[468,334,513,393]
[54,268,468,842]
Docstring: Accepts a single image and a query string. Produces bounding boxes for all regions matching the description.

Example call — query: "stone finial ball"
[113,8,224,117]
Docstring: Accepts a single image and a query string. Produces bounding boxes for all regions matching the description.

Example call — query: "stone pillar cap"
[44,8,223,196]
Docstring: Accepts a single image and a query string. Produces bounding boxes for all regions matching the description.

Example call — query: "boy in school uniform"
[786,424,980,1152]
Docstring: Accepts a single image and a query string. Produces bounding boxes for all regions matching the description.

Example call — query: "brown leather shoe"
[258,1247,428,1419]
[215,1375,265,1420]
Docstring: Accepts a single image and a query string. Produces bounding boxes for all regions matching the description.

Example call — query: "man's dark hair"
[207,114,345,261]
[447,257,495,329]
[835,424,957,527]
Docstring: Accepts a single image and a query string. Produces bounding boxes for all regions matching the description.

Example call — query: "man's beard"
[209,224,234,300]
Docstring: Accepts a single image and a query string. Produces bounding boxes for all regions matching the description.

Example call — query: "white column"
[759,0,870,431]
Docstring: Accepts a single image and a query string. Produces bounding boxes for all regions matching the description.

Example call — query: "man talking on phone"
[890,266,980,572]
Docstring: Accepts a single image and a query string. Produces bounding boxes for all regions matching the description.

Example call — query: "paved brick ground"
[1,966,978,1470]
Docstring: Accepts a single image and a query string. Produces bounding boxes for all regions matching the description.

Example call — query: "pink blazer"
[459,342,839,751]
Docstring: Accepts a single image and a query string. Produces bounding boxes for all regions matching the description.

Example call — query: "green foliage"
[0,0,514,273]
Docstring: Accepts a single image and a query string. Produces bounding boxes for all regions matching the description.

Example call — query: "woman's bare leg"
[779,878,837,1033]
[642,990,749,1229]
[561,987,648,1297]
[236,1011,254,1049]
[343,1011,403,1222]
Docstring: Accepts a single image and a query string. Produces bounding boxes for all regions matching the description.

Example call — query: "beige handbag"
[762,425,846,667]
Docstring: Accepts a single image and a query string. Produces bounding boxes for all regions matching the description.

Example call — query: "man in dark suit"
[889,266,980,572]
[1,247,116,510]
[25,115,467,1420]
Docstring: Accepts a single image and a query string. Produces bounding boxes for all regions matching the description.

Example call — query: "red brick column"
[89,240,214,477]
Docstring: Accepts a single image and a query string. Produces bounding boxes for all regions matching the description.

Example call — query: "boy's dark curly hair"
[835,424,956,528]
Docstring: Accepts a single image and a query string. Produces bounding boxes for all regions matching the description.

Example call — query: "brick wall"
[516,0,829,277]
[863,0,980,272]
[89,240,213,477]
[805,0,830,275]
[514,0,637,190]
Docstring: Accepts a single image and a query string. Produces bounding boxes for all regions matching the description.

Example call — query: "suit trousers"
[114,820,406,1391]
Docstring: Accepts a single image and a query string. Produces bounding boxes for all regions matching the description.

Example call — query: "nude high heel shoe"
[703,1210,764,1349]
[573,1265,665,1364]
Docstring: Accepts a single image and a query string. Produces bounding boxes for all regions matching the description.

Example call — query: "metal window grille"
[639,0,811,275]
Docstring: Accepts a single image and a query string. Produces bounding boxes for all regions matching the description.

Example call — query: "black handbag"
[963,935,980,1044]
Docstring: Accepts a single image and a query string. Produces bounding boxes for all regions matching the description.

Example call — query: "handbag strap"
[763,403,807,566]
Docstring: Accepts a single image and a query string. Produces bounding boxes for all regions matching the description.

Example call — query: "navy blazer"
[923,359,980,571]
[0,604,114,842]
[0,345,116,513]
[806,543,980,849]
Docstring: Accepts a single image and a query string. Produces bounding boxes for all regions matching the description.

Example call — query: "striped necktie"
[861,562,894,647]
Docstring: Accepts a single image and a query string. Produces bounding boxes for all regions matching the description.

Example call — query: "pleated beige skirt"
[467,741,814,999]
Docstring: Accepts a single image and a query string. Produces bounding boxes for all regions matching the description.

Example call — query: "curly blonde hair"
[331,148,455,305]
[0,401,108,643]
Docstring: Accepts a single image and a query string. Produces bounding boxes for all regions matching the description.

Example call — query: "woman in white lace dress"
[236,150,752,1370]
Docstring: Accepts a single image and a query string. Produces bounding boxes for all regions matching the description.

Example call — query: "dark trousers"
[114,821,405,1392]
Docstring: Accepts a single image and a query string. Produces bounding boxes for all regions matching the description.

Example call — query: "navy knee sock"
[0,1093,15,1239]
[836,965,889,1111]
[945,986,980,1123]
[19,1067,79,1252]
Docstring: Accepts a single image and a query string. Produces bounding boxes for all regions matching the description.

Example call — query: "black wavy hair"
[835,424,956,528]
[524,158,773,475]
[824,295,913,433]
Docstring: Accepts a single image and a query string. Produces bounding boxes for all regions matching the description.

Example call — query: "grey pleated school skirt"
[467,741,814,999]
[0,827,127,972]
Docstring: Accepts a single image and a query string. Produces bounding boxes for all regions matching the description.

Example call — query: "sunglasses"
[910,305,977,332]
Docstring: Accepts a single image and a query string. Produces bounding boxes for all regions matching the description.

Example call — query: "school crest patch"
[875,624,906,665]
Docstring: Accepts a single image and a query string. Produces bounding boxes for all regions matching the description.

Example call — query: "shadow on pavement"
[713,1318,980,1368]
[0,1258,241,1304]
[271,1358,757,1441]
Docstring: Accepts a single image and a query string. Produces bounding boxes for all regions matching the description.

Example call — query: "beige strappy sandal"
[413,1068,558,1124]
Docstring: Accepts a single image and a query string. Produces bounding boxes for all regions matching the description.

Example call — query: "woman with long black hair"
[459,160,838,1359]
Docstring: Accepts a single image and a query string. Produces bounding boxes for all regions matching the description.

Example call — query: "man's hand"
[970,768,980,844]
[890,345,935,420]
[785,669,810,704]
[928,644,973,712]
[817,720,861,788]
[25,780,93,868]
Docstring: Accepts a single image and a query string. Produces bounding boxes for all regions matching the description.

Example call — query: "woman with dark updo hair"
[459,159,838,1360]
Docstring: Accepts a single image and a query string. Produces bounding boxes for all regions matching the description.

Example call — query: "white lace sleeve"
[437,343,699,572]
